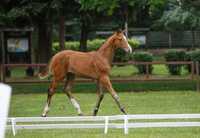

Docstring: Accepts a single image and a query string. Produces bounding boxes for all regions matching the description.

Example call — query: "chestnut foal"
[39,30,132,117]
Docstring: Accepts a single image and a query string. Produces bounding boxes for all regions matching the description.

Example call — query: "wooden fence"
[1,61,200,91]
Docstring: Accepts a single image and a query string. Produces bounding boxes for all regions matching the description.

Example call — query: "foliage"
[131,52,154,74]
[164,50,186,75]
[80,0,119,15]
[0,0,75,26]
[184,50,200,74]
[52,39,104,52]
[114,49,130,62]
[128,39,140,48]
[148,0,168,19]
[157,0,200,30]
[185,50,200,62]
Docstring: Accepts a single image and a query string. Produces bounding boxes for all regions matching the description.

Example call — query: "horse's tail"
[38,60,53,80]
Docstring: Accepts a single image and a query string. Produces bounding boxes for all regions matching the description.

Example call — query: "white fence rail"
[7,114,200,136]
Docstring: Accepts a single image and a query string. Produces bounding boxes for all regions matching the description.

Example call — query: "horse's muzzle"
[124,45,132,53]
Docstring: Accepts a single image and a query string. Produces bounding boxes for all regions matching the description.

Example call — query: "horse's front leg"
[93,81,104,116]
[100,75,127,114]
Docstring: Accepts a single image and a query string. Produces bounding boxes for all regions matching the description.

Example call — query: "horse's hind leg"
[41,79,57,117]
[64,73,82,116]
[99,75,127,114]
[93,81,104,116]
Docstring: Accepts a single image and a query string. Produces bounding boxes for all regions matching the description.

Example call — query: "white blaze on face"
[123,34,132,53]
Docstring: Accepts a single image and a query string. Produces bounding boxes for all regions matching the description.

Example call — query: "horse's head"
[111,30,132,53]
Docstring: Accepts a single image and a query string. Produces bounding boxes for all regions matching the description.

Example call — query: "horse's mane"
[98,34,114,52]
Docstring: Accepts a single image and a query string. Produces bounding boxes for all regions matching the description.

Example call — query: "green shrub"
[187,50,200,62]
[128,39,140,49]
[184,50,200,74]
[52,38,139,62]
[87,39,104,51]
[114,49,130,62]
[131,52,154,74]
[164,50,186,75]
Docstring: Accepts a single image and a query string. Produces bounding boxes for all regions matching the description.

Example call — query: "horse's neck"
[97,38,115,65]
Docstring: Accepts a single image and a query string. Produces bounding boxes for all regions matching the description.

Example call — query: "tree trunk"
[79,12,89,52]
[59,15,65,50]
[38,19,52,63]
[192,30,195,49]
[80,24,88,52]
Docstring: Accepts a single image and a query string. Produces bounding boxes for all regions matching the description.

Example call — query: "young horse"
[39,30,132,117]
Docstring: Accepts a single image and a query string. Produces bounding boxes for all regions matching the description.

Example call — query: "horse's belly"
[68,55,98,79]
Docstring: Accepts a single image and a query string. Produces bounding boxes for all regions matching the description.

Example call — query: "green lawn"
[9,91,200,117]
[6,89,200,138]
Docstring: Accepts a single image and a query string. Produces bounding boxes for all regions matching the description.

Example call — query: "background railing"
[1,61,200,90]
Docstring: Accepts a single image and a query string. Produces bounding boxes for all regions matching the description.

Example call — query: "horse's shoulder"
[91,53,111,74]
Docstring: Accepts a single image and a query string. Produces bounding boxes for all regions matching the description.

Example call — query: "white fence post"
[0,83,11,138]
[124,115,128,134]
[11,118,16,136]
[104,116,109,134]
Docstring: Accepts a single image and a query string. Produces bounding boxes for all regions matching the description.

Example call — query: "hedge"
[164,50,186,75]
[131,52,154,74]
[185,50,200,74]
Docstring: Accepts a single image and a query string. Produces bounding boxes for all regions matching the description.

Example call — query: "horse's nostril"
[123,48,130,53]
[123,47,132,53]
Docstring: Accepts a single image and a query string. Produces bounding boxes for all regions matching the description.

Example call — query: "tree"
[0,0,78,63]
[78,0,168,50]
[78,0,127,51]
[51,0,80,50]
[158,0,200,30]
[156,0,200,47]
[0,0,55,63]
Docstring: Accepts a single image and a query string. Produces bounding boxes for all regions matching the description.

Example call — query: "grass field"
[5,84,200,138]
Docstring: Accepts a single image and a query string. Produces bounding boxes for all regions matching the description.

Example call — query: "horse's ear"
[122,29,126,33]
[116,29,122,34]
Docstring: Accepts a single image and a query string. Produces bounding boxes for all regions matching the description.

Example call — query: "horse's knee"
[64,85,71,92]
[48,88,55,96]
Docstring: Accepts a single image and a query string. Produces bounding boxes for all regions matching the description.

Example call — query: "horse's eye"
[117,37,122,40]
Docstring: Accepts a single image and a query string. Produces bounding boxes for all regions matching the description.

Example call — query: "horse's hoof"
[93,113,97,116]
[41,114,47,117]
[78,113,83,116]
[120,108,127,115]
